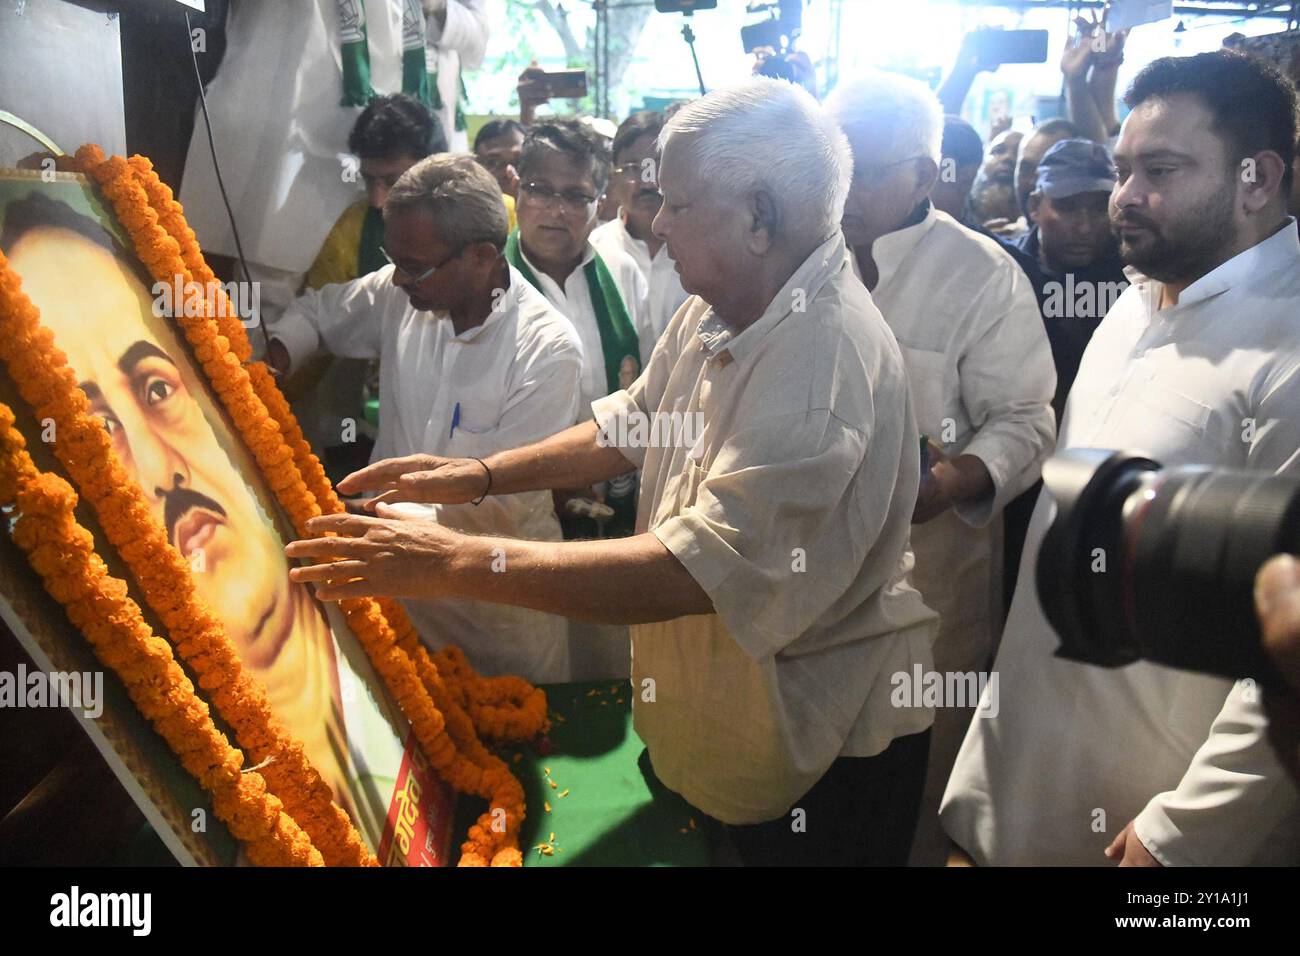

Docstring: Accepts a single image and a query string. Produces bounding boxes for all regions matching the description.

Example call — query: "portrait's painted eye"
[99,413,120,437]
[143,377,174,406]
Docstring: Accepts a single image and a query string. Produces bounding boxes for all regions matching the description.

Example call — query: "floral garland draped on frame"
[0,145,551,866]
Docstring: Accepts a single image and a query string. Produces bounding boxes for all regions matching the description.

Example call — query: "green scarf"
[429,71,469,132]
[504,231,640,538]
[504,231,640,394]
[339,0,431,109]
[358,205,388,276]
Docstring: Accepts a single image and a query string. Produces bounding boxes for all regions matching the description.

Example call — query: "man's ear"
[1028,191,1043,218]
[913,157,941,203]
[748,188,779,254]
[1240,150,1287,214]
[465,240,501,277]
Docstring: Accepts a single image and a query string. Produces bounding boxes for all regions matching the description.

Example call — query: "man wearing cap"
[1017,138,1130,423]
[826,70,1057,865]
[1000,139,1130,609]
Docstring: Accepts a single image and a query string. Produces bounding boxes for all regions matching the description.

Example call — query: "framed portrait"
[0,168,454,866]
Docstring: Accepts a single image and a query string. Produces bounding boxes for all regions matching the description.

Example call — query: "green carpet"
[453,679,711,866]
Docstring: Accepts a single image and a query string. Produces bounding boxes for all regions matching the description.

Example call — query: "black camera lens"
[1037,449,1300,684]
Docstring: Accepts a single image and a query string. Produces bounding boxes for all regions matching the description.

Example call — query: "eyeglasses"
[380,243,467,285]
[614,161,653,183]
[519,180,600,214]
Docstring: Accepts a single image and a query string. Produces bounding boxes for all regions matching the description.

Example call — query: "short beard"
[1115,186,1238,284]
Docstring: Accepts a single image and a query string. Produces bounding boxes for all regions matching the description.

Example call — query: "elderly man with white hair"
[283,77,940,866]
[825,71,1057,866]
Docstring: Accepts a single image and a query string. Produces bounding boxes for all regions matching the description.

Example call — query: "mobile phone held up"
[540,69,588,100]
[972,29,1049,66]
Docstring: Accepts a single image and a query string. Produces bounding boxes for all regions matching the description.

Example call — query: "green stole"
[339,0,432,109]
[429,72,469,132]
[358,206,388,277]
[504,230,640,538]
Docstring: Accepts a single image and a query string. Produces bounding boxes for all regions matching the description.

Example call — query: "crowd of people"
[170,11,1300,867]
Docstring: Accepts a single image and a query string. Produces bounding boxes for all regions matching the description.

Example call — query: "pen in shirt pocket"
[450,401,461,438]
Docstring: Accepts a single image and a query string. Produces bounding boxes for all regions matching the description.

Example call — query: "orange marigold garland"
[100,147,547,866]
[0,244,373,867]
[0,403,323,866]
[247,358,537,864]
[125,154,252,363]
[247,359,548,739]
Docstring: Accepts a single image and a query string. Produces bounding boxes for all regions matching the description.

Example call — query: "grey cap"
[1035,138,1117,199]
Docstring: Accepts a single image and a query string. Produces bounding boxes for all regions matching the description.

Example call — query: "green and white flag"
[339,0,432,109]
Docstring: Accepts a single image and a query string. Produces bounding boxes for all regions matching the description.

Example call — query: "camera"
[1037,449,1300,685]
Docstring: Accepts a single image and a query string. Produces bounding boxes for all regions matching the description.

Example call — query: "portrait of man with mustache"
[0,186,362,830]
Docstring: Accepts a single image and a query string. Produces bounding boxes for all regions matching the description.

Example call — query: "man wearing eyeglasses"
[592,111,692,340]
[264,154,584,684]
[826,70,1056,866]
[507,121,656,541]
[506,120,658,680]
[288,94,448,480]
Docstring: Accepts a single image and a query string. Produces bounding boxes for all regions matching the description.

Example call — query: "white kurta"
[591,216,690,341]
[941,221,1300,866]
[864,206,1056,863]
[592,231,938,824]
[865,208,1056,663]
[269,264,585,683]
[516,237,654,417]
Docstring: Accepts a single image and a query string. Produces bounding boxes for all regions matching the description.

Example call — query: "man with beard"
[0,192,359,824]
[292,93,447,480]
[968,129,1021,227]
[942,50,1300,866]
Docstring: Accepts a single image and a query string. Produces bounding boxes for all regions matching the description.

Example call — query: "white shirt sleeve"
[1133,351,1300,865]
[1247,354,1300,474]
[627,263,656,371]
[954,261,1057,527]
[426,0,489,70]
[1134,681,1299,866]
[268,269,393,374]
